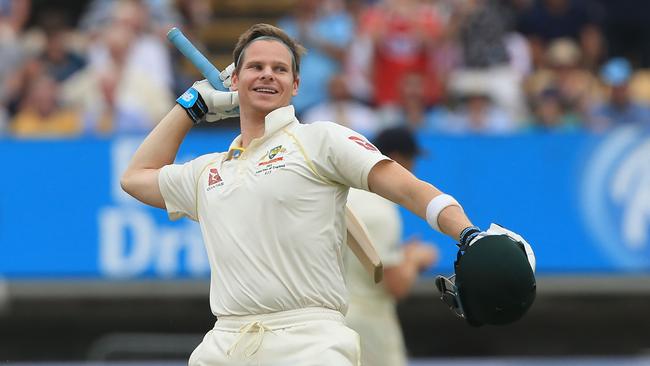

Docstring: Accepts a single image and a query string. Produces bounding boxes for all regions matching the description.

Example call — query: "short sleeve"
[159,162,198,221]
[307,122,390,190]
[158,153,222,221]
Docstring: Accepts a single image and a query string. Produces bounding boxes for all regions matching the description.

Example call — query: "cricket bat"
[167,27,228,91]
[167,27,384,283]
[345,206,383,283]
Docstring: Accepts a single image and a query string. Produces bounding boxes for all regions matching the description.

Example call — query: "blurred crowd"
[2,0,650,138]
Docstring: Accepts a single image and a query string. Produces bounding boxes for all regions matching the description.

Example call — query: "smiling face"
[231,40,299,117]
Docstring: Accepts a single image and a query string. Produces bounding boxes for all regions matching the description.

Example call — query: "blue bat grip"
[167,27,227,91]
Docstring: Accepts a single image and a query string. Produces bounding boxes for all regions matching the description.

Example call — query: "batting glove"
[458,223,536,272]
[220,62,235,90]
[176,79,239,124]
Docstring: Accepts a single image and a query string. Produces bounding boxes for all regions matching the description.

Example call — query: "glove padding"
[466,223,536,272]
[187,63,237,122]
[191,79,239,122]
[220,62,235,90]
[177,79,239,123]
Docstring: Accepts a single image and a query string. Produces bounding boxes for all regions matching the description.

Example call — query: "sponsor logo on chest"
[206,167,224,191]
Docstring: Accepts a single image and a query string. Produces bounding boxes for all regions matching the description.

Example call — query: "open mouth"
[253,87,278,95]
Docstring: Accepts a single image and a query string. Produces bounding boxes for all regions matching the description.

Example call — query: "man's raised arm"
[121,78,239,208]
[120,105,193,209]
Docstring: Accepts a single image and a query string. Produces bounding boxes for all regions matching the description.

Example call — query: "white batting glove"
[176,79,239,124]
[459,224,536,272]
[192,79,239,122]
[483,224,536,272]
[220,62,235,90]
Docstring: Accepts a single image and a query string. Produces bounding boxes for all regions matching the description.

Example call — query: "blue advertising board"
[0,126,649,280]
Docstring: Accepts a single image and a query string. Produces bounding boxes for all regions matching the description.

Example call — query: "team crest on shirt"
[268,145,285,159]
[256,145,287,175]
[206,167,224,190]
[258,145,287,166]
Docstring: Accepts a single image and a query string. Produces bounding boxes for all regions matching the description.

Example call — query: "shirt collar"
[228,105,298,152]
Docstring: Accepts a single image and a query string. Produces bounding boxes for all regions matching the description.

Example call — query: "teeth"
[254,88,277,94]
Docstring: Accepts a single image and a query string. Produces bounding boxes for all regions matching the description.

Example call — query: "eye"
[275,66,288,73]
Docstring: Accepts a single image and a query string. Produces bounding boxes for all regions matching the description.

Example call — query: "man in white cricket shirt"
[345,127,437,366]
[121,23,531,365]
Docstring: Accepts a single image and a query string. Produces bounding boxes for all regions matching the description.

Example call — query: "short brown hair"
[233,23,306,77]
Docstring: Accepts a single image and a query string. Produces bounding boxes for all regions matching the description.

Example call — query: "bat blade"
[346,205,383,283]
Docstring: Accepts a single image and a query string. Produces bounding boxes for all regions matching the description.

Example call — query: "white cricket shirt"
[159,105,389,317]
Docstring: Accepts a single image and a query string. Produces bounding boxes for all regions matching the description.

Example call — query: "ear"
[292,75,300,97]
[230,71,239,91]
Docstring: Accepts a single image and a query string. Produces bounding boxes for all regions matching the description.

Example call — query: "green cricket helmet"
[435,234,536,326]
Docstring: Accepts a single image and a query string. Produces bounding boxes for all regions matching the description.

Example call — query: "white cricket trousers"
[188,307,360,366]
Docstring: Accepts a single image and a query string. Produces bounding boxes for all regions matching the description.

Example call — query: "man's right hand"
[176,79,239,124]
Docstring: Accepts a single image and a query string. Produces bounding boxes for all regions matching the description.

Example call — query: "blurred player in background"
[121,23,530,365]
[345,127,438,366]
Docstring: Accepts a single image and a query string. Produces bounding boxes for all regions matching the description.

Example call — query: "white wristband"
[426,194,461,233]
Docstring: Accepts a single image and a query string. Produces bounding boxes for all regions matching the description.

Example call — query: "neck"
[238,107,267,148]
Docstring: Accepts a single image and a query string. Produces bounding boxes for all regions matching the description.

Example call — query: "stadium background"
[1,0,650,364]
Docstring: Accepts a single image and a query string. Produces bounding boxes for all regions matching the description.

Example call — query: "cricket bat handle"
[167,27,227,91]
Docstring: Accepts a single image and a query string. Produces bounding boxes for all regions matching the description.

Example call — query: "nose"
[260,66,274,80]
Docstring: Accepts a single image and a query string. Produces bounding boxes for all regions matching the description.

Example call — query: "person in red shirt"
[358,0,444,106]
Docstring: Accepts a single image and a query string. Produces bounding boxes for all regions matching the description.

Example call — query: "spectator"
[527,87,581,132]
[0,0,29,39]
[446,0,529,122]
[344,21,374,103]
[435,89,517,134]
[580,21,606,72]
[175,0,211,32]
[379,71,433,131]
[62,26,174,134]
[628,69,650,106]
[0,0,30,112]
[0,101,7,134]
[588,57,650,131]
[11,74,81,137]
[518,0,604,69]
[454,0,511,69]
[524,38,602,122]
[302,74,380,136]
[3,56,43,118]
[82,0,175,91]
[278,0,355,114]
[80,0,181,37]
[357,0,444,107]
[38,12,86,82]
